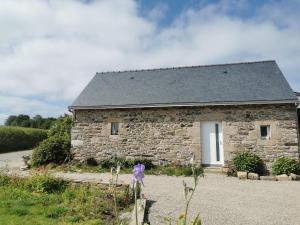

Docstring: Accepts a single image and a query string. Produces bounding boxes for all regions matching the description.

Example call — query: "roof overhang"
[69,99,299,111]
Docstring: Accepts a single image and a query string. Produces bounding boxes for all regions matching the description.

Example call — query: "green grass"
[0,126,47,153]
[0,174,132,225]
[47,163,203,177]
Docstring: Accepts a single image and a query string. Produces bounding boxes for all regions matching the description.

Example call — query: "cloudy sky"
[1,0,300,124]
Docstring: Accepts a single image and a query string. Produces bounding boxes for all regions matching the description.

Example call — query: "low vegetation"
[32,116,72,166]
[0,173,132,225]
[272,156,300,175]
[232,152,264,175]
[50,156,203,177]
[0,126,47,153]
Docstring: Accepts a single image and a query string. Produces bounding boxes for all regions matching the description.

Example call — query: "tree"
[16,114,30,127]
[4,114,58,129]
[5,115,17,126]
[32,115,43,128]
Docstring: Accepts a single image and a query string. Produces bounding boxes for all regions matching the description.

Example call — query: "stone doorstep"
[129,198,147,225]
[203,167,223,174]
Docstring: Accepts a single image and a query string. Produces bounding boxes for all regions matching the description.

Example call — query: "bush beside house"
[233,152,265,175]
[272,157,300,175]
[32,116,72,166]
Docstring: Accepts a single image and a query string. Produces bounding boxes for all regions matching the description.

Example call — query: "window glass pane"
[260,125,270,138]
[111,122,119,135]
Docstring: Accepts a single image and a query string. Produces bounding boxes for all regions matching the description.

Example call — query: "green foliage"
[47,115,72,137]
[5,114,57,129]
[233,152,264,174]
[226,162,237,177]
[44,206,67,218]
[272,157,300,175]
[32,115,72,166]
[0,173,11,186]
[25,174,66,193]
[8,206,30,216]
[158,166,203,177]
[0,174,132,225]
[32,135,71,166]
[98,157,155,170]
[0,126,47,153]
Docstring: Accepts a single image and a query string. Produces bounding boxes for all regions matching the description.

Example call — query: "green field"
[0,126,47,153]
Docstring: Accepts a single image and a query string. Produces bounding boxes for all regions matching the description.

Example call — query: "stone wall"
[71,104,299,168]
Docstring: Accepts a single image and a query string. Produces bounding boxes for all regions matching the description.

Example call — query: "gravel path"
[0,150,32,170]
[1,151,299,225]
[56,172,300,225]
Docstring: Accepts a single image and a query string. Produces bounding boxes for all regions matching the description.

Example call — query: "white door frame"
[200,121,224,166]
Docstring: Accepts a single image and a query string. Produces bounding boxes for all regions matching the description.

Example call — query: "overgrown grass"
[0,173,132,225]
[0,126,47,153]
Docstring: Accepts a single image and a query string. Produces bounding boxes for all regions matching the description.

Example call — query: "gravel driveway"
[1,151,299,225]
[57,172,300,225]
[0,150,32,170]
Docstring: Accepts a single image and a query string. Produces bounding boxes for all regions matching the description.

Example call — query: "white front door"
[201,121,224,166]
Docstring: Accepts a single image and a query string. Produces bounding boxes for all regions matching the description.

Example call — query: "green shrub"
[47,115,72,137]
[272,157,300,175]
[233,152,264,174]
[26,174,66,193]
[32,135,71,166]
[0,126,47,153]
[32,116,72,166]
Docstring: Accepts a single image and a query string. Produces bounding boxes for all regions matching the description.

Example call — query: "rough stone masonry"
[71,104,299,168]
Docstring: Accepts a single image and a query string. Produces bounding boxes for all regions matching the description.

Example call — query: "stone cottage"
[69,60,300,168]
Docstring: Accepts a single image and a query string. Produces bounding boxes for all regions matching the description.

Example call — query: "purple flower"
[132,163,145,184]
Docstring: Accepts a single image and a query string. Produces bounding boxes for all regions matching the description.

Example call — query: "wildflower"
[132,163,145,225]
[132,163,145,185]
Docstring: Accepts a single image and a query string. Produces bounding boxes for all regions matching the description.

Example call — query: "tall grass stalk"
[110,165,121,224]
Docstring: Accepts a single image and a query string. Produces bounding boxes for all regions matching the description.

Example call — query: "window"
[111,122,119,135]
[260,125,270,139]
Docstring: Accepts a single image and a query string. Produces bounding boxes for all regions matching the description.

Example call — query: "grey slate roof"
[70,60,297,109]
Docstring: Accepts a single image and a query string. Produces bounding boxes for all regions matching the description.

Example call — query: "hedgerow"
[0,126,47,153]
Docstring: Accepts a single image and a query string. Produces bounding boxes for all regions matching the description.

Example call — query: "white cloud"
[0,96,66,124]
[0,0,300,124]
[144,2,169,22]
